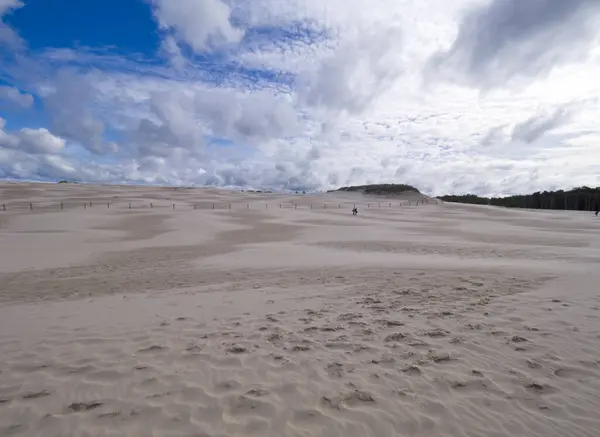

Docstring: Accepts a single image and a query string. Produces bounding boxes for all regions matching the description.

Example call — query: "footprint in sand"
[138,345,167,353]
[68,401,103,412]
[293,409,325,421]
[401,365,422,375]
[553,367,592,379]
[377,319,405,327]
[321,390,375,410]
[428,351,453,363]
[424,328,449,338]
[326,362,345,378]
[22,390,51,400]
[185,344,202,353]
[246,388,270,397]
[214,380,242,393]
[384,332,407,342]
[527,359,542,369]
[229,395,276,416]
[227,344,248,354]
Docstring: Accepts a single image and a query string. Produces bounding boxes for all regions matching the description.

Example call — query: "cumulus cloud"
[18,128,66,154]
[150,0,243,52]
[0,85,33,108]
[95,77,301,163]
[0,118,66,154]
[42,70,116,155]
[430,0,600,88]
[0,117,20,149]
[297,27,403,114]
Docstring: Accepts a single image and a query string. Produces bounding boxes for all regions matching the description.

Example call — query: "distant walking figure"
[595,209,599,217]
[352,207,358,216]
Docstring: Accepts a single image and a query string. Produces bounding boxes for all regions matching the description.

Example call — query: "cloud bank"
[1,0,600,196]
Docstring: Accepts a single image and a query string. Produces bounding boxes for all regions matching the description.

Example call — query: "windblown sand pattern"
[1,182,600,437]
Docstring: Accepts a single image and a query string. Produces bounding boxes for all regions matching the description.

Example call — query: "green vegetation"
[440,186,600,211]
[333,184,420,195]
[439,194,489,205]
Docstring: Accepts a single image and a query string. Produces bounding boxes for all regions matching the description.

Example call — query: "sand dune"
[1,182,600,437]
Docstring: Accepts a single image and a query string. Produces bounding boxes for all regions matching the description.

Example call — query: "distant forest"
[440,186,600,211]
[333,184,420,195]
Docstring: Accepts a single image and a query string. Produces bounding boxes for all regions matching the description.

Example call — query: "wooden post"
[61,203,64,210]
[129,202,131,209]
[368,204,370,208]
[279,204,281,208]
[229,204,231,209]
[30,203,33,210]
[294,204,297,209]
[247,204,249,209]
[389,203,391,208]
[107,203,110,209]
[90,201,92,207]
[310,204,312,209]
[2,204,5,212]
[84,203,87,210]
[173,204,175,210]
[151,203,154,209]
[212,203,215,210]
[324,204,326,209]
[378,203,380,208]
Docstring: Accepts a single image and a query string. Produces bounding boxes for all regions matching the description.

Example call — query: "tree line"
[440,186,600,211]
[332,184,420,195]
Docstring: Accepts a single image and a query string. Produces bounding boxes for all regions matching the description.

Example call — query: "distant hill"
[330,184,421,196]
[440,186,600,212]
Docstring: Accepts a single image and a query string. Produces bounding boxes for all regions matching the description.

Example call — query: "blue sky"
[6,0,160,56]
[1,0,600,195]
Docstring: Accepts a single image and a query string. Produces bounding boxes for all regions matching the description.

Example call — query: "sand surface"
[1,182,600,437]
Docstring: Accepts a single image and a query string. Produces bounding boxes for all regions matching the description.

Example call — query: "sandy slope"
[1,182,599,437]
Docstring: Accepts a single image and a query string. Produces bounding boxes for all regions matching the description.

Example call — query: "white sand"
[1,182,599,437]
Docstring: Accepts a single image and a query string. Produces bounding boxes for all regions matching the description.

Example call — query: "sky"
[1,0,600,196]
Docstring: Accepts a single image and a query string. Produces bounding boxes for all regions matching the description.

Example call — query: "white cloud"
[510,105,574,144]
[0,85,33,108]
[1,0,600,195]
[297,27,403,115]
[0,0,23,49]
[0,119,66,154]
[150,0,243,52]
[40,69,116,155]
[0,117,20,149]
[18,128,66,154]
[429,0,600,88]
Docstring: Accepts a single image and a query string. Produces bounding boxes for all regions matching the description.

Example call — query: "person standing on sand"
[596,209,599,217]
[352,207,358,216]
